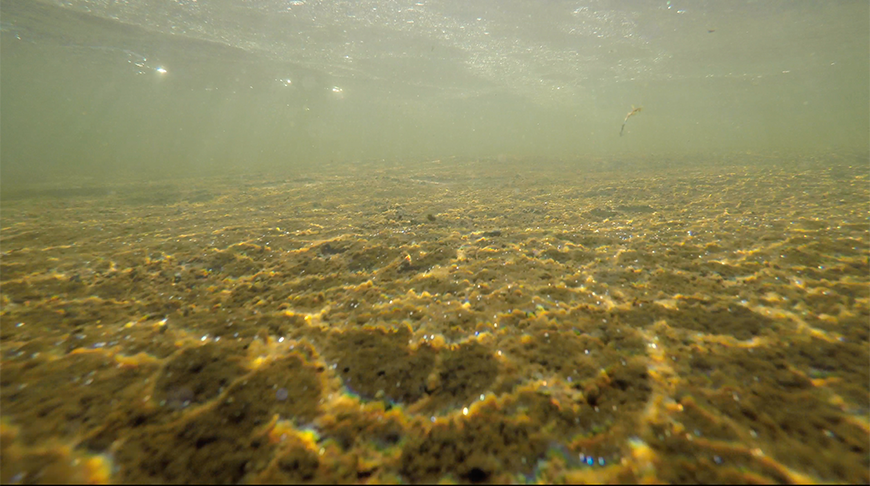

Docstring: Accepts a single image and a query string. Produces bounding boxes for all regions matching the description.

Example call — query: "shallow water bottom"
[1,154,868,484]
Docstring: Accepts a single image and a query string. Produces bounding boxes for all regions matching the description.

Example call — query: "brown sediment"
[1,154,868,483]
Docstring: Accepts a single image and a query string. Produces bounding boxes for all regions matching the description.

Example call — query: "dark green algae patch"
[1,154,868,484]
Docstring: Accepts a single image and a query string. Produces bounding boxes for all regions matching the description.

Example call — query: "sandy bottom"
[1,154,868,484]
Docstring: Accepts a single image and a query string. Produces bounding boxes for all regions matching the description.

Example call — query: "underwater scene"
[1,0,868,484]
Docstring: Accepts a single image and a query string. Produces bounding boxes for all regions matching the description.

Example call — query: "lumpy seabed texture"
[1,154,868,484]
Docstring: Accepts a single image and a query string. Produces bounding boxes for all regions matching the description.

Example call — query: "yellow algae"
[664,399,685,413]
[845,415,870,435]
[249,355,269,369]
[68,347,109,356]
[266,418,321,449]
[430,334,447,349]
[626,436,658,481]
[654,298,680,310]
[81,454,114,484]
[114,352,161,368]
[1,157,867,484]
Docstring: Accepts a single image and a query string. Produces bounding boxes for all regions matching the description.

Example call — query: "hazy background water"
[1,0,867,188]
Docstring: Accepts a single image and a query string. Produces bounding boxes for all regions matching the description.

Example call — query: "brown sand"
[1,154,868,484]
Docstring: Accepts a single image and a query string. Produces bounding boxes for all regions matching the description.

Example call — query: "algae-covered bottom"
[1,154,868,484]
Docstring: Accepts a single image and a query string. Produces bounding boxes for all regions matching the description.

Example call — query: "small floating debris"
[620,105,642,136]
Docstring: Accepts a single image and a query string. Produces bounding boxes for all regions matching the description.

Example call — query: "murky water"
[1,1,868,483]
